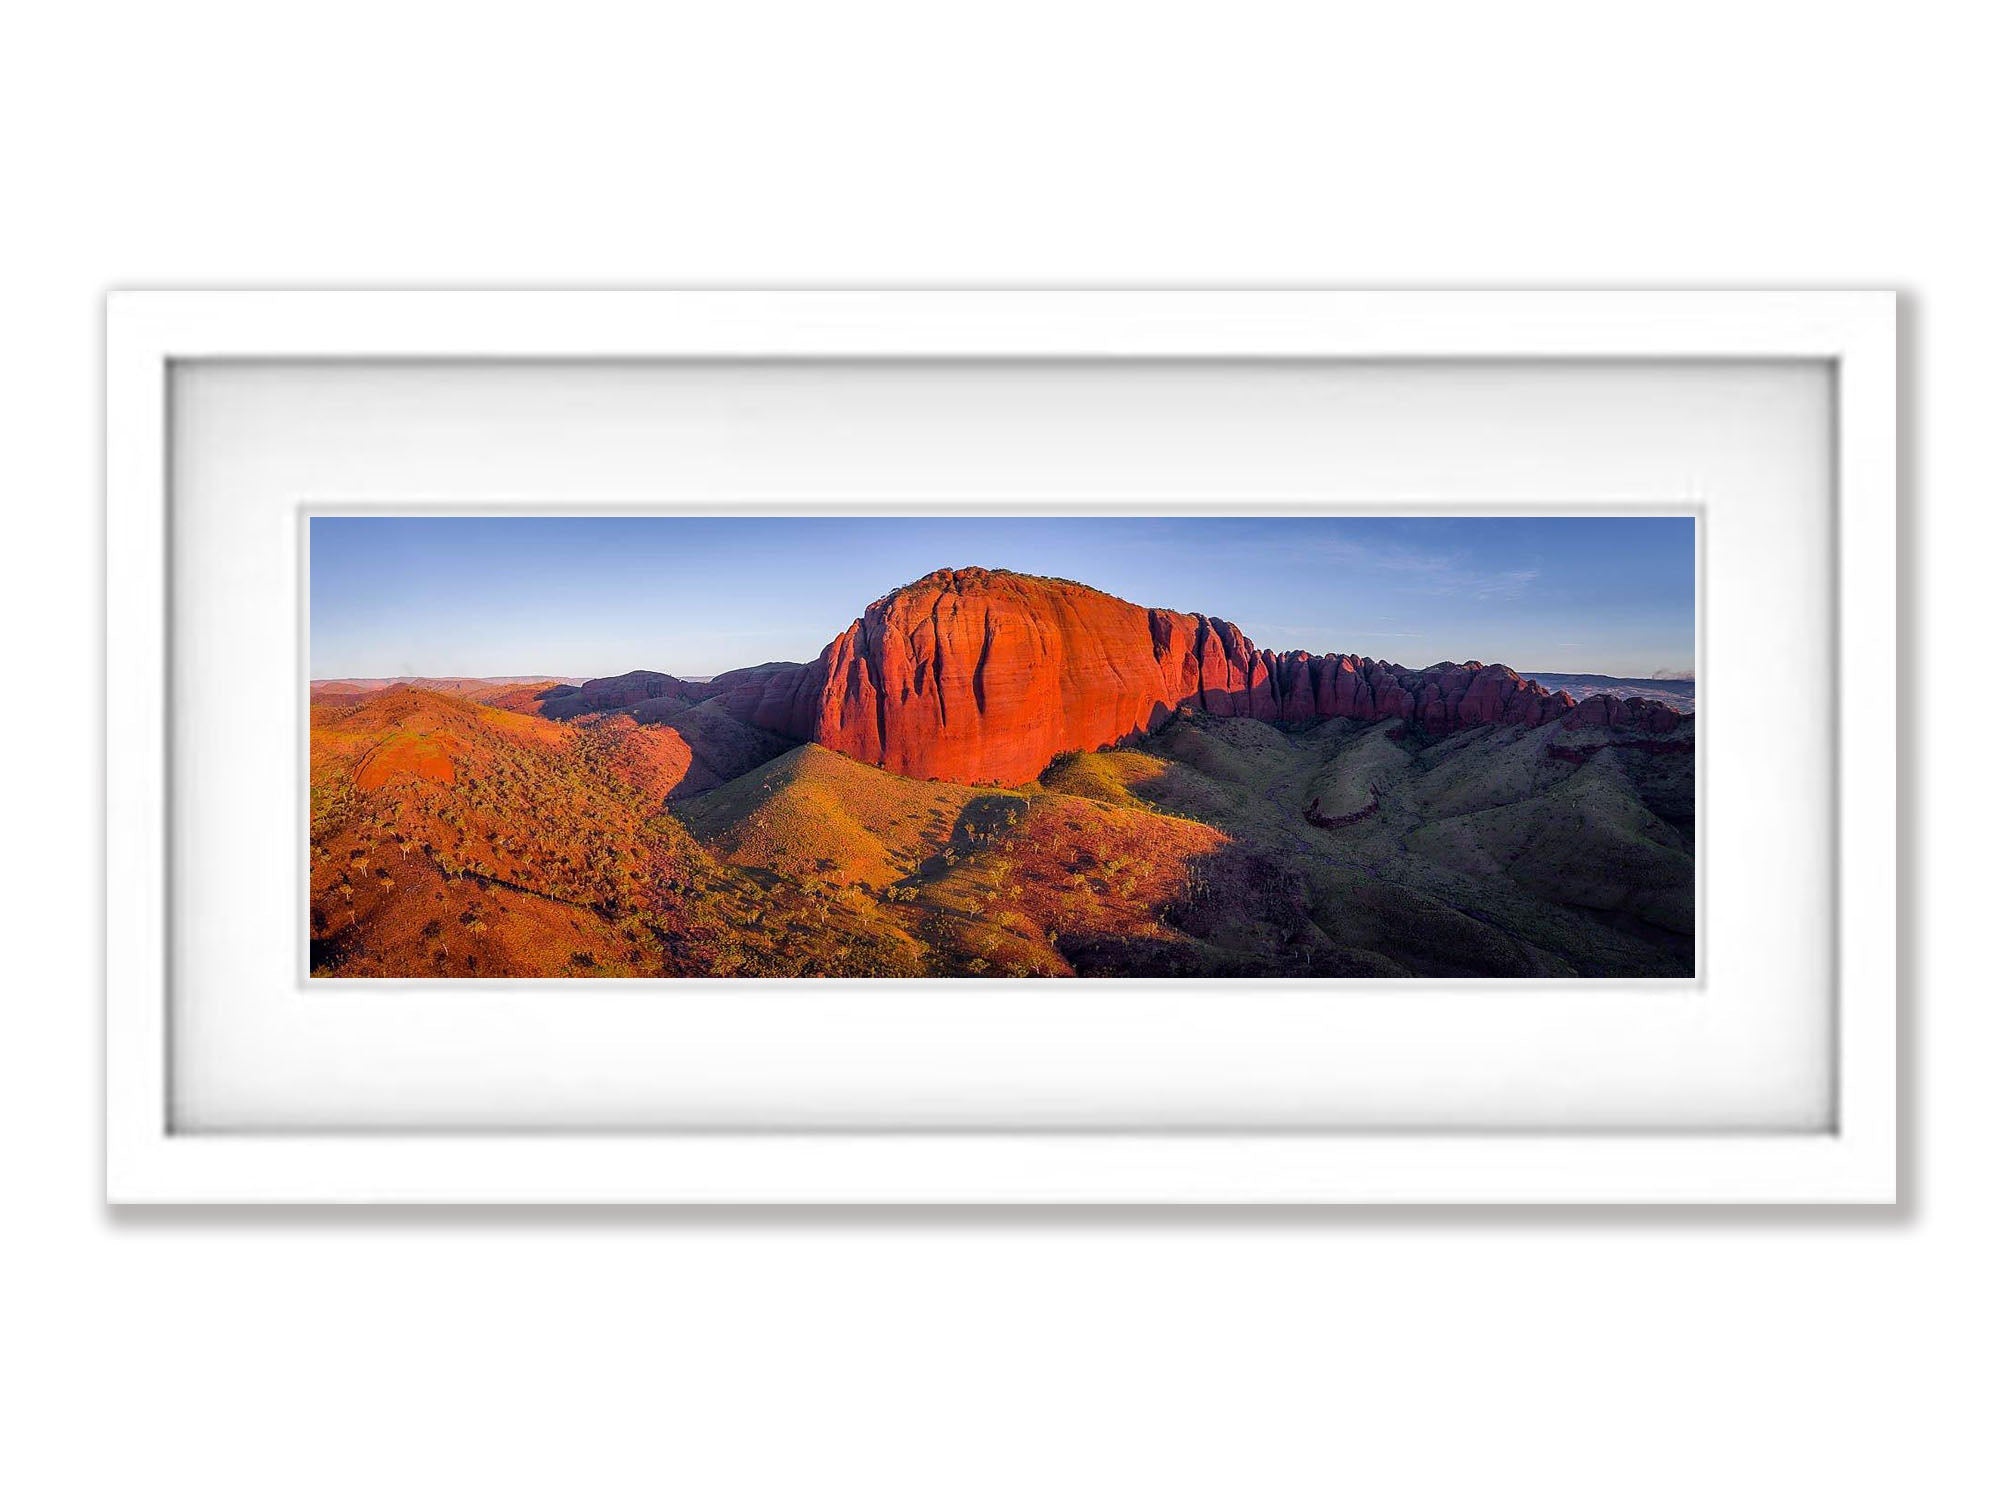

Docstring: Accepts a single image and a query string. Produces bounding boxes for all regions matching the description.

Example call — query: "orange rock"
[745,568,1634,786]
[807,568,1198,784]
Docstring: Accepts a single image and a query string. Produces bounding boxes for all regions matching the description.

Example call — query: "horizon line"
[308,661,1698,686]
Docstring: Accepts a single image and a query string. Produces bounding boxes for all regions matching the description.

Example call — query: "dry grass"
[309,680,1697,980]
[310,688,921,978]
[681,744,991,890]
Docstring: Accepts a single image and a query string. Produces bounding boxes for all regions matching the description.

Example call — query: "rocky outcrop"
[774,569,1620,785]
[581,669,698,710]
[541,669,704,718]
[564,569,1687,786]
[1565,692,1686,736]
[1305,786,1382,831]
[809,570,1212,784]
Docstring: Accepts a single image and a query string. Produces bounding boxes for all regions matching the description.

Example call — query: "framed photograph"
[106,290,1896,1204]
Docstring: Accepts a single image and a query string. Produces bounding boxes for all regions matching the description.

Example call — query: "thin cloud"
[1468,568,1541,602]
[1184,531,1544,604]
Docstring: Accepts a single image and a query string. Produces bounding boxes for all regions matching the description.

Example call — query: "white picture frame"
[106,290,1897,1204]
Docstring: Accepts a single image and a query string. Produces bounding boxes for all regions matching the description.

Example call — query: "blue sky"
[309,515,1695,680]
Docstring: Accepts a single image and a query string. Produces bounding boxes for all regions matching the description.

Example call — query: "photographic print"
[308,515,1695,980]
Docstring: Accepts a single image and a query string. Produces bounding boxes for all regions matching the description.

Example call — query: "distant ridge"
[312,674,585,693]
[1524,672,1694,687]
[1523,671,1695,715]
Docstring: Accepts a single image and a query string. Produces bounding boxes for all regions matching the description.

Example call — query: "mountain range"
[1523,672,1695,715]
[310,568,1695,979]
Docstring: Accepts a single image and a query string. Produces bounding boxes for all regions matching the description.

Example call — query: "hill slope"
[309,686,922,978]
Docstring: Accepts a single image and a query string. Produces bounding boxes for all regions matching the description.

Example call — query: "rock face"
[696,662,825,738]
[752,568,1636,785]
[812,569,1220,784]
[558,569,1687,786]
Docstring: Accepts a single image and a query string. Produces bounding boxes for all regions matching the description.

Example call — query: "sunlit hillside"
[310,675,1695,979]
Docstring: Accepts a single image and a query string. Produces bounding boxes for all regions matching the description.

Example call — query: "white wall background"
[1,4,1986,1497]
